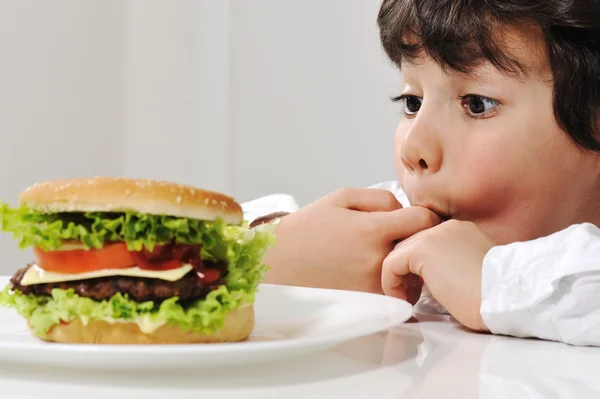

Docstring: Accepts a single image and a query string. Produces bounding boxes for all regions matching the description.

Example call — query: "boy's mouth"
[422,204,451,221]
[407,197,451,221]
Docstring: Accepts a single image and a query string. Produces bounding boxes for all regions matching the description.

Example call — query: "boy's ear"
[594,115,600,169]
[596,114,600,159]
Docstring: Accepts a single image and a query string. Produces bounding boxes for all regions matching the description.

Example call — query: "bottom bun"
[36,305,255,344]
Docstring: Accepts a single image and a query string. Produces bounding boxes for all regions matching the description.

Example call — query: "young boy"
[246,0,600,347]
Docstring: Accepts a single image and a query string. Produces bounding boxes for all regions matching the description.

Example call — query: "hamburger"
[0,177,275,344]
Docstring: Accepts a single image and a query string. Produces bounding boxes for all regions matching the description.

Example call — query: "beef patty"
[10,260,228,303]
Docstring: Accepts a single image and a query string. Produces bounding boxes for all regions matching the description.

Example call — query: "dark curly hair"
[377,0,600,151]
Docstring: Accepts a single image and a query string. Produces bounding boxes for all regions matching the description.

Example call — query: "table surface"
[1,312,598,399]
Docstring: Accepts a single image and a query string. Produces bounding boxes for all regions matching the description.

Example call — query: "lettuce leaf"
[0,220,276,337]
[0,284,253,338]
[0,202,246,253]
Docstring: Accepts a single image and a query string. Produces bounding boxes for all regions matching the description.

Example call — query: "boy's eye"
[404,96,422,114]
[393,95,422,116]
[460,95,500,119]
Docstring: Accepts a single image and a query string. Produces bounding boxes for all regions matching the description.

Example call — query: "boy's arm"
[382,220,600,346]
[481,223,600,346]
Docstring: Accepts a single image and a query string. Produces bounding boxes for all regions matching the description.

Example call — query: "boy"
[248,0,600,346]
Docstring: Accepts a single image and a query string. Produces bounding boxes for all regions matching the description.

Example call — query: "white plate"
[0,276,413,370]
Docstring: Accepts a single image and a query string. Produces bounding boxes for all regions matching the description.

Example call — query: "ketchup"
[131,242,223,284]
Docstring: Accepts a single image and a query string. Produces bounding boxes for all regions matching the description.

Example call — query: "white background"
[0,0,401,273]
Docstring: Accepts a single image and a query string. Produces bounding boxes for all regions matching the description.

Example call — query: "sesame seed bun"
[18,177,243,225]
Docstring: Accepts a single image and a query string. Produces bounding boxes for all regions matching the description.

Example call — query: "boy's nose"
[400,124,443,175]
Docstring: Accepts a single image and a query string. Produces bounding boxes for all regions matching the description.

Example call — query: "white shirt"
[241,181,600,347]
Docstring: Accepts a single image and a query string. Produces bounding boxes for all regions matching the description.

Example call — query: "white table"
[1,313,598,398]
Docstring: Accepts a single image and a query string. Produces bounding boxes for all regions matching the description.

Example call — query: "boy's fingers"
[372,206,442,241]
[381,248,411,298]
[327,188,403,212]
[382,237,427,299]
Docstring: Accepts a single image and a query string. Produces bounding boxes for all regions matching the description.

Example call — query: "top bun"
[18,177,243,225]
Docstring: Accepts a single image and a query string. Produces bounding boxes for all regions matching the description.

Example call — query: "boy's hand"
[261,188,441,294]
[382,220,494,331]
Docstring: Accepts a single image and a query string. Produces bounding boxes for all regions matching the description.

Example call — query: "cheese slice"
[20,263,194,286]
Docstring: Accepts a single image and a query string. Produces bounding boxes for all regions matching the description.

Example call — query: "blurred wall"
[229,0,400,205]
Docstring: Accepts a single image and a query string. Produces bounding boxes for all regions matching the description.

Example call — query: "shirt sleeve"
[241,194,300,224]
[367,180,411,207]
[480,223,600,346]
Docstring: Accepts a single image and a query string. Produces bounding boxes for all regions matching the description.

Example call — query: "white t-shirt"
[241,181,600,347]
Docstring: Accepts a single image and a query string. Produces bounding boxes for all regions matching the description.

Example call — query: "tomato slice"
[130,250,183,271]
[33,243,136,274]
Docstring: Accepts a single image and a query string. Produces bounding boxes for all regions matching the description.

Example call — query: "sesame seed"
[176,196,182,204]
[204,198,210,204]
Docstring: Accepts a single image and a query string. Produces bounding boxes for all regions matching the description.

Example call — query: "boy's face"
[394,28,600,244]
